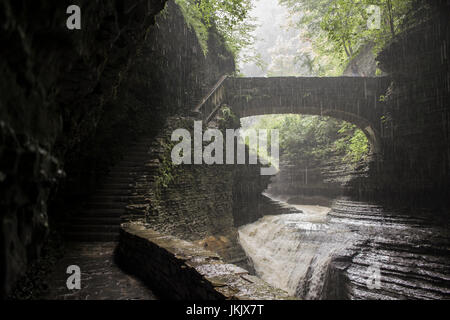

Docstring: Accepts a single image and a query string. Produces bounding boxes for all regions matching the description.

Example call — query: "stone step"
[134,138,155,143]
[118,157,149,163]
[115,162,146,168]
[127,200,148,206]
[66,224,121,233]
[126,146,152,153]
[127,196,149,204]
[109,167,150,173]
[64,232,119,242]
[123,152,152,157]
[69,217,122,225]
[96,189,132,196]
[78,209,125,217]
[84,202,127,209]
[66,136,157,243]
[89,195,129,203]
[118,158,147,164]
[106,172,138,178]
[98,183,133,190]
[110,167,145,173]
[102,179,134,185]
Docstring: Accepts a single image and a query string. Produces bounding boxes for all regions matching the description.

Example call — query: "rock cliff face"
[239,196,450,300]
[2,0,449,300]
[319,2,450,299]
[1,0,169,298]
[354,2,450,206]
[272,3,450,208]
[267,157,370,206]
[322,199,450,300]
[0,122,61,298]
[343,42,378,77]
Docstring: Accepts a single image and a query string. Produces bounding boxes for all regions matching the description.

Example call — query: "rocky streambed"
[238,195,450,300]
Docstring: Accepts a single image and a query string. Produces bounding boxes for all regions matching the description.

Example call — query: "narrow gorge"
[0,0,449,302]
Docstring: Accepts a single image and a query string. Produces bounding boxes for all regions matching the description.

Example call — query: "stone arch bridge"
[194,76,391,153]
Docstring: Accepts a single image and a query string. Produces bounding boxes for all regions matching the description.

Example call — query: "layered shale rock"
[360,2,450,206]
[324,199,450,300]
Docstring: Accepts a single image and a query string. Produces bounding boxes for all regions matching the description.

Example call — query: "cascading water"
[238,197,357,299]
[238,194,450,300]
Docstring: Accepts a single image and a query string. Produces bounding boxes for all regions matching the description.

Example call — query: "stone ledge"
[116,222,294,300]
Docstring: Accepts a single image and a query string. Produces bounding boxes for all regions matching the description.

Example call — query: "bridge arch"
[223,76,390,155]
[194,76,390,155]
[240,112,380,155]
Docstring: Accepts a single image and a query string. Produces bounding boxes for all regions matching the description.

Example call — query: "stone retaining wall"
[116,222,292,300]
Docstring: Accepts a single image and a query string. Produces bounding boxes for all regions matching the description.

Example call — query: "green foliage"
[154,140,178,196]
[242,115,369,168]
[217,105,240,130]
[335,122,369,162]
[279,0,423,75]
[175,0,210,54]
[175,0,257,65]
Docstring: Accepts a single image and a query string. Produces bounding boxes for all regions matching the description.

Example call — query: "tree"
[278,0,419,75]
[242,115,369,168]
[175,0,258,67]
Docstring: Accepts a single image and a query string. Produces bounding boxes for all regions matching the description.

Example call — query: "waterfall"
[238,201,356,299]
[239,196,450,300]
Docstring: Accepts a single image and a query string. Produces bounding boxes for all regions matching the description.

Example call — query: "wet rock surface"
[0,122,62,298]
[0,0,167,297]
[326,199,450,300]
[41,242,157,300]
[239,195,450,300]
[116,222,293,300]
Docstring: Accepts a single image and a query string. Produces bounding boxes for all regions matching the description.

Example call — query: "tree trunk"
[386,0,396,37]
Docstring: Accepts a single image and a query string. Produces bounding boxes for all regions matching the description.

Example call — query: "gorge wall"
[267,157,370,206]
[0,0,244,298]
[0,0,171,298]
[352,1,450,207]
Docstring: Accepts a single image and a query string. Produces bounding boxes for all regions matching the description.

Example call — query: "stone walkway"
[42,242,157,300]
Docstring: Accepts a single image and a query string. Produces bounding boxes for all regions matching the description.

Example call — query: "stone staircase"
[64,138,158,242]
[190,86,211,113]
[63,78,227,242]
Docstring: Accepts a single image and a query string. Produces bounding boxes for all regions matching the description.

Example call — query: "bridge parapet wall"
[222,76,390,154]
[224,77,389,127]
